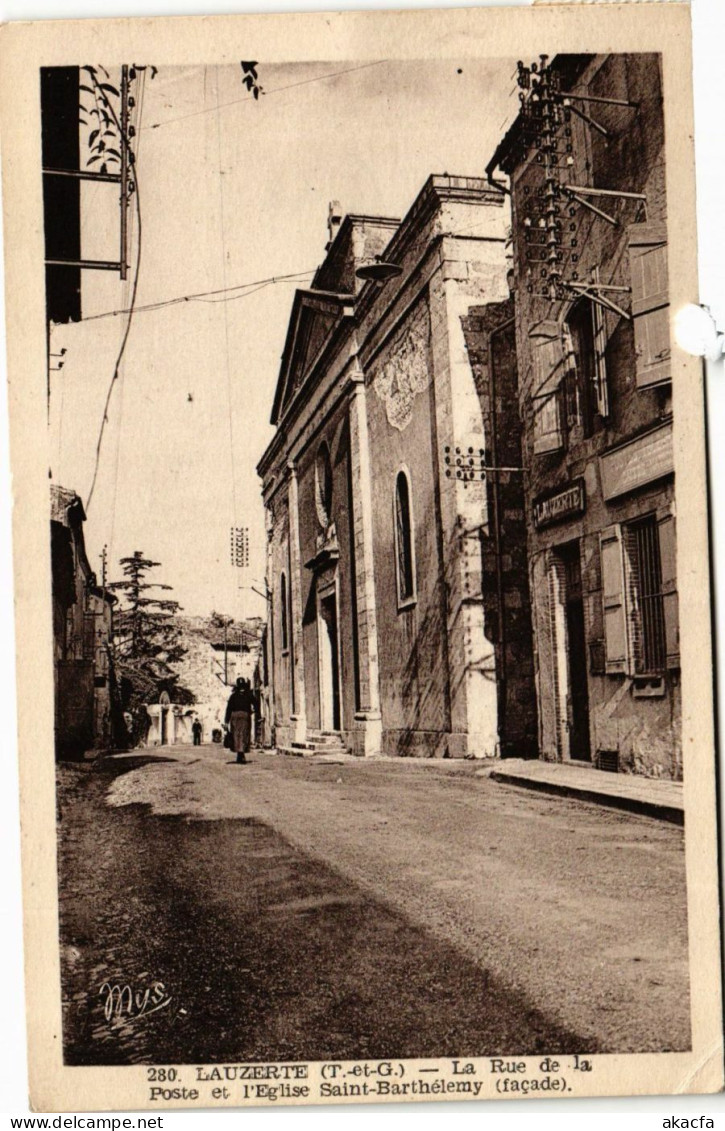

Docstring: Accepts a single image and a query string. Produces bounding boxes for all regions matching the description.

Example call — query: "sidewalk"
[477,758,684,825]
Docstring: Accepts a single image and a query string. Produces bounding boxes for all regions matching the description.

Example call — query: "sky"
[48,58,521,618]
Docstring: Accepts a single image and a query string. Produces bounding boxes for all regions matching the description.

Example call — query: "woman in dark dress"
[225,677,254,764]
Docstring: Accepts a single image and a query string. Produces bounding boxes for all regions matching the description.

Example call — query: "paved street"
[57,745,690,1065]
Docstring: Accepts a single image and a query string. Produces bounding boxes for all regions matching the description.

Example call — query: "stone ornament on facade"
[373,306,431,431]
[314,442,333,528]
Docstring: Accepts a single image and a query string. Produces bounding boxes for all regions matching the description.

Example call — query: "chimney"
[325,200,343,250]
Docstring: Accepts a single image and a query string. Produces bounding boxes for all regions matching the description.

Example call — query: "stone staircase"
[278,729,349,758]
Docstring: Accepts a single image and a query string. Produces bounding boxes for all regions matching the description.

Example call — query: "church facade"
[258,175,537,759]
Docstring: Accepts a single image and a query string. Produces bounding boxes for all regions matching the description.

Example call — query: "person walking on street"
[225,677,254,764]
[192,717,203,746]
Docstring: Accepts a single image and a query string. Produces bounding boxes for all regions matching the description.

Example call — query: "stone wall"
[461,300,539,758]
[365,294,451,756]
[503,53,681,778]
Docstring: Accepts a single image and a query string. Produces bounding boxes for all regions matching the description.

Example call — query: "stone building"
[258,174,536,759]
[51,485,118,757]
[486,53,680,778]
[145,617,263,747]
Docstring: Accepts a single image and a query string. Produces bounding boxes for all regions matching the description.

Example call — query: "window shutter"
[628,222,670,389]
[561,323,580,429]
[83,613,96,661]
[657,512,679,669]
[600,524,629,674]
[591,271,609,416]
[531,322,565,454]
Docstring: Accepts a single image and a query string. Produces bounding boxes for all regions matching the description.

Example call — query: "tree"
[108,551,192,707]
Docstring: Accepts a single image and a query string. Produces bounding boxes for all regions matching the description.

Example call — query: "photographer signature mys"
[99,979,173,1024]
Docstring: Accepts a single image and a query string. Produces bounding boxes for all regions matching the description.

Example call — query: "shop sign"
[599,420,674,501]
[533,479,585,529]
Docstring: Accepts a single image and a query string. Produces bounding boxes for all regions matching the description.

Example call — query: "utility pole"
[119,64,129,281]
[100,544,108,597]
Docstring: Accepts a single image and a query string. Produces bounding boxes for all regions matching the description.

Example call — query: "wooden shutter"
[83,613,96,661]
[592,271,609,416]
[628,222,670,389]
[561,323,580,429]
[657,511,679,669]
[600,524,629,674]
[531,322,565,455]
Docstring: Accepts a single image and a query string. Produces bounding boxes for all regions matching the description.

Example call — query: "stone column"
[428,248,506,757]
[286,461,307,743]
[348,371,382,756]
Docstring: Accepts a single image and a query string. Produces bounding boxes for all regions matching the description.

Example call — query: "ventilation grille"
[597,749,620,774]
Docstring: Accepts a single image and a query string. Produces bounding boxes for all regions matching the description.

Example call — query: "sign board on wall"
[600,420,674,501]
[533,479,586,530]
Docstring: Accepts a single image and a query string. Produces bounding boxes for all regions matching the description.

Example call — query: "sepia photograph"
[0,2,722,1112]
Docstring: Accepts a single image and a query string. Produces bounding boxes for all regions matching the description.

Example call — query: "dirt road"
[58,745,689,1064]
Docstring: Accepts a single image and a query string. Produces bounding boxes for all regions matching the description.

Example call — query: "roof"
[269,287,357,427]
[88,585,117,606]
[50,482,95,586]
[50,483,86,525]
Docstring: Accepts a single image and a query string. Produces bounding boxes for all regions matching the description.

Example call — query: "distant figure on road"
[225,677,254,764]
[192,718,203,746]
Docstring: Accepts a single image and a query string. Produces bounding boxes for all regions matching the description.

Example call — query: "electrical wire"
[86,71,144,512]
[108,69,147,567]
[214,68,241,596]
[143,60,387,131]
[78,268,316,323]
[195,279,275,304]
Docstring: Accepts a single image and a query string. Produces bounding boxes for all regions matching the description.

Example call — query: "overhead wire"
[86,70,144,512]
[85,57,348,532]
[213,67,241,603]
[195,279,276,304]
[143,60,387,131]
[78,268,316,323]
[83,55,504,518]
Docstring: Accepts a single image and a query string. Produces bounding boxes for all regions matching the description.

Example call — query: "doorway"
[159,691,170,746]
[559,542,591,762]
[318,591,341,732]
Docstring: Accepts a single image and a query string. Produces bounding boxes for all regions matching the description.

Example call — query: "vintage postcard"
[0,1,722,1112]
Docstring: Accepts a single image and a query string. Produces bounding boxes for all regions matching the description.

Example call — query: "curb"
[488,770,684,826]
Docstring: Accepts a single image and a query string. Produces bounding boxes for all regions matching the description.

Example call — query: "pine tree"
[108,551,191,705]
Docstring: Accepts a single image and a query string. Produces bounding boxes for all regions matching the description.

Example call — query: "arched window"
[394,470,416,606]
[280,572,288,651]
[315,442,333,528]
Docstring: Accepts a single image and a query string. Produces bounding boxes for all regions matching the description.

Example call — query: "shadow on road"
[57,758,590,1065]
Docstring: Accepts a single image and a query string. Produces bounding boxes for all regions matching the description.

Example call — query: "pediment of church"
[270,288,355,425]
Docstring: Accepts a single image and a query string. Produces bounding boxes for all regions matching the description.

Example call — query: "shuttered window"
[628,222,670,389]
[562,323,581,431]
[631,517,666,674]
[657,512,679,669]
[531,322,565,454]
[600,525,629,674]
[83,613,97,662]
[600,511,679,676]
[591,276,610,417]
